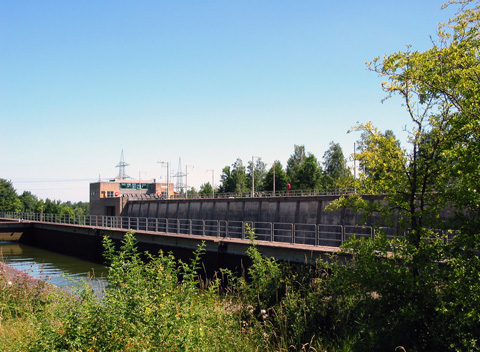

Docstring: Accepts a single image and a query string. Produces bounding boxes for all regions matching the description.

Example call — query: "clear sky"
[1,1,457,202]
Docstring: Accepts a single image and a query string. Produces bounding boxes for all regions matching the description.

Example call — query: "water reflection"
[0,241,107,293]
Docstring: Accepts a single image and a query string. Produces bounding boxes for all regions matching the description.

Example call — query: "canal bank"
[0,241,107,292]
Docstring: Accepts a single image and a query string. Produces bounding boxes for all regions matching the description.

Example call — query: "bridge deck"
[0,218,343,263]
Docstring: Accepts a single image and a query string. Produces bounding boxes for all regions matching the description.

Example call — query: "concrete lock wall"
[121,195,390,227]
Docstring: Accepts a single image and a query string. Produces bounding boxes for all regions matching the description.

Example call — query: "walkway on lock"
[0,212,414,248]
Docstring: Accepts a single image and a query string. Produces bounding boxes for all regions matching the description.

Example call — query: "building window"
[107,191,115,198]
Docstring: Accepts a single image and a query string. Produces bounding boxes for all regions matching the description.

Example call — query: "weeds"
[1,228,479,351]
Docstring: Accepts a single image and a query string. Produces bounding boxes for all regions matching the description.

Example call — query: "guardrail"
[169,187,360,200]
[1,212,451,247]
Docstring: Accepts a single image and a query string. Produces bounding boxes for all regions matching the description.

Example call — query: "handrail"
[126,187,361,200]
[0,211,448,248]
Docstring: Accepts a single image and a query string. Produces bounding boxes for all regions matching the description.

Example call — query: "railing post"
[314,224,318,246]
[242,222,246,240]
[189,219,192,235]
[177,219,180,234]
[341,225,345,245]
[269,222,273,242]
[291,223,295,244]
[217,220,220,237]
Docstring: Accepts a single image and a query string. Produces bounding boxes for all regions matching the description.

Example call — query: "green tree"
[285,145,306,185]
[218,158,248,193]
[0,179,22,212]
[198,182,213,196]
[293,154,323,190]
[366,0,480,235]
[43,199,60,214]
[186,187,198,198]
[322,141,351,188]
[18,191,39,213]
[247,158,267,192]
[322,2,480,349]
[262,161,288,192]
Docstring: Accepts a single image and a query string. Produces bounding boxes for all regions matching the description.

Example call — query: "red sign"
[287,184,291,190]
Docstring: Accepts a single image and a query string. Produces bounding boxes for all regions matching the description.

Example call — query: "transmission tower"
[172,158,186,194]
[115,150,130,180]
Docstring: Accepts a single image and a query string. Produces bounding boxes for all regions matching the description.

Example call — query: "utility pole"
[185,165,194,199]
[158,161,170,199]
[273,161,276,196]
[207,170,214,198]
[251,156,260,197]
[353,143,357,194]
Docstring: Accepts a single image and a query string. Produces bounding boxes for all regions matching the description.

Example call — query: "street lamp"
[157,161,170,199]
[138,171,147,195]
[266,162,276,196]
[185,165,194,199]
[207,169,214,198]
[251,156,260,197]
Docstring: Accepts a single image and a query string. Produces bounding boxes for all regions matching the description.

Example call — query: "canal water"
[0,241,107,293]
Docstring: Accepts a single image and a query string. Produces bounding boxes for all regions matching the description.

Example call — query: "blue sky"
[1,1,457,202]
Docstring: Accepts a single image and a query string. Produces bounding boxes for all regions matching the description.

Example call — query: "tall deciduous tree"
[294,154,323,190]
[286,145,306,185]
[0,179,22,212]
[18,191,39,213]
[322,4,480,349]
[365,0,480,239]
[198,182,213,196]
[247,158,267,192]
[322,141,351,188]
[262,161,288,192]
[218,158,248,193]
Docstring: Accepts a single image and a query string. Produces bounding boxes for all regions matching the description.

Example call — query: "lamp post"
[158,161,170,199]
[272,162,276,196]
[266,162,276,196]
[207,169,214,198]
[251,156,260,197]
[185,165,194,199]
[138,171,147,195]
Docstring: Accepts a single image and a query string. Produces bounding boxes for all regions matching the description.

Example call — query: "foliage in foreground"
[25,233,258,352]
[1,227,480,352]
[224,229,480,352]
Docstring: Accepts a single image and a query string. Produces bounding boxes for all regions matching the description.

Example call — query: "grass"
[3,229,476,351]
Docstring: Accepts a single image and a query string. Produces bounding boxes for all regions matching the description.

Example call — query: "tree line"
[192,141,353,196]
[0,179,89,216]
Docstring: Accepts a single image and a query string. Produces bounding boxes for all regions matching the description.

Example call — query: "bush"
[28,232,259,351]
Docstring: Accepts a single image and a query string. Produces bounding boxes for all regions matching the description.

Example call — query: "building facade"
[89,179,174,216]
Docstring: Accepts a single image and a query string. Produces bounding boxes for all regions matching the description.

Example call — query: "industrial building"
[89,179,174,216]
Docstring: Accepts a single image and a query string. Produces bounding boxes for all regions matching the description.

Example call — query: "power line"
[12,179,96,183]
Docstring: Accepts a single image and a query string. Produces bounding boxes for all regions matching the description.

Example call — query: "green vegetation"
[2,224,478,351]
[0,178,89,216]
[2,1,480,350]
[219,143,353,194]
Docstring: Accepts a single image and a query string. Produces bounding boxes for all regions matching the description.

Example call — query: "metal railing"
[4,212,456,247]
[158,187,359,200]
[0,211,416,247]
